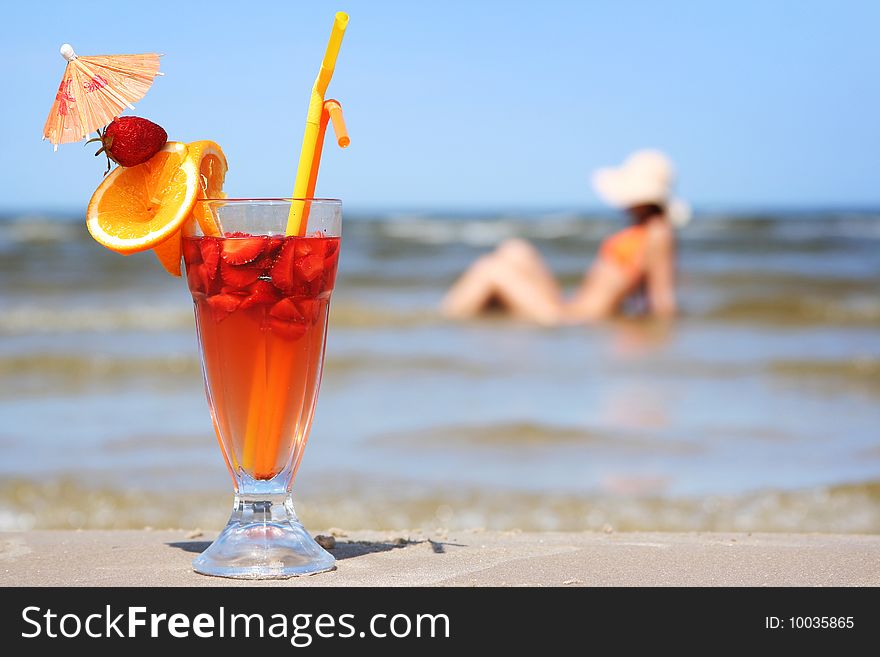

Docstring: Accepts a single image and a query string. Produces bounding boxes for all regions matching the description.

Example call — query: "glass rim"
[197,197,341,204]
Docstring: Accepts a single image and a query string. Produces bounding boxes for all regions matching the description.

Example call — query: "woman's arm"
[645,221,677,318]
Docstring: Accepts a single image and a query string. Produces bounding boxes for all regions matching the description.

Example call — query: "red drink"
[184,232,340,481]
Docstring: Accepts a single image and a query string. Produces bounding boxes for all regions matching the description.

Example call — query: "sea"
[1,209,879,533]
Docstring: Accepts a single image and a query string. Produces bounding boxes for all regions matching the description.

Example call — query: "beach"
[4,529,879,586]
[1,210,879,534]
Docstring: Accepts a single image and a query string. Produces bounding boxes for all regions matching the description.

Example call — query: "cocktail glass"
[183,198,341,578]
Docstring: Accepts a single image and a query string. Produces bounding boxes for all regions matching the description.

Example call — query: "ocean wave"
[372,216,612,246]
[703,295,880,326]
[0,216,82,247]
[696,271,880,295]
[371,421,703,454]
[0,305,194,333]
[2,477,878,533]
[2,294,876,337]
[0,351,483,393]
[768,215,880,241]
[353,212,880,247]
[0,302,441,335]
[3,211,878,248]
[0,353,199,378]
[768,358,880,396]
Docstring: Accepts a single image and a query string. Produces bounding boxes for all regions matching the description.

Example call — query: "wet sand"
[2,530,878,586]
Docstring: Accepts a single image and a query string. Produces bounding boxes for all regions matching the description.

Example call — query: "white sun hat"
[592,149,691,227]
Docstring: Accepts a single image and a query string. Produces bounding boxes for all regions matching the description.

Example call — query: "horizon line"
[2,202,880,219]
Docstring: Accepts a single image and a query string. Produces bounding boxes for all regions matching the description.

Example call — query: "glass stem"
[228,492,299,526]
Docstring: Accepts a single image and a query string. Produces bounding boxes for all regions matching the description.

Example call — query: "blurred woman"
[441,150,689,325]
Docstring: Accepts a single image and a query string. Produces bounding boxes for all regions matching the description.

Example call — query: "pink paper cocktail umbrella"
[43,44,163,149]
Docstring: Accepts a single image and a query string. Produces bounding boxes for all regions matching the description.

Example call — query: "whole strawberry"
[89,116,167,173]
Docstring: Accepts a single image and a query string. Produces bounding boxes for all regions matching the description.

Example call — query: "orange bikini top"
[599,224,648,277]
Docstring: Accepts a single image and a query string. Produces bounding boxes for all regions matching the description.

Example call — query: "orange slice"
[152,226,185,276]
[151,141,229,276]
[188,140,228,237]
[86,142,199,255]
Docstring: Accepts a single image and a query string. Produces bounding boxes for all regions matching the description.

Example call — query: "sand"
[1,530,878,586]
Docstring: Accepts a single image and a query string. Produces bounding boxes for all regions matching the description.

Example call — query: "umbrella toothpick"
[43,43,163,148]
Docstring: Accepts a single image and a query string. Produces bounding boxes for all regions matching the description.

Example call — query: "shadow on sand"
[166,537,463,560]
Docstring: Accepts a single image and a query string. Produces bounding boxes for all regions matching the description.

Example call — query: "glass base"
[193,494,335,579]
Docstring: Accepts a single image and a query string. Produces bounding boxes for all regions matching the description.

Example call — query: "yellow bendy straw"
[286,12,349,236]
[240,101,349,475]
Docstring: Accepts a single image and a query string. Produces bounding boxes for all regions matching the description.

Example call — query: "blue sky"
[2,0,878,212]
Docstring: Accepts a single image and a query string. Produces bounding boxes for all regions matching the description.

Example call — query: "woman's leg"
[441,254,504,319]
[482,257,564,324]
[441,239,563,324]
[495,238,560,298]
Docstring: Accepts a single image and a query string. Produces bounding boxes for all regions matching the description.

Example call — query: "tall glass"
[183,199,341,578]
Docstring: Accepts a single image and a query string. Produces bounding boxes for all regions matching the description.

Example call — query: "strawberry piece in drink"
[296,238,330,294]
[269,298,308,340]
[265,236,284,257]
[296,253,325,284]
[268,320,308,341]
[323,249,340,290]
[268,298,302,321]
[294,298,318,324]
[187,261,220,296]
[186,263,205,294]
[270,241,297,293]
[207,293,242,321]
[240,280,280,310]
[200,239,220,280]
[219,285,248,296]
[221,235,267,265]
[219,260,262,288]
[182,238,202,265]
